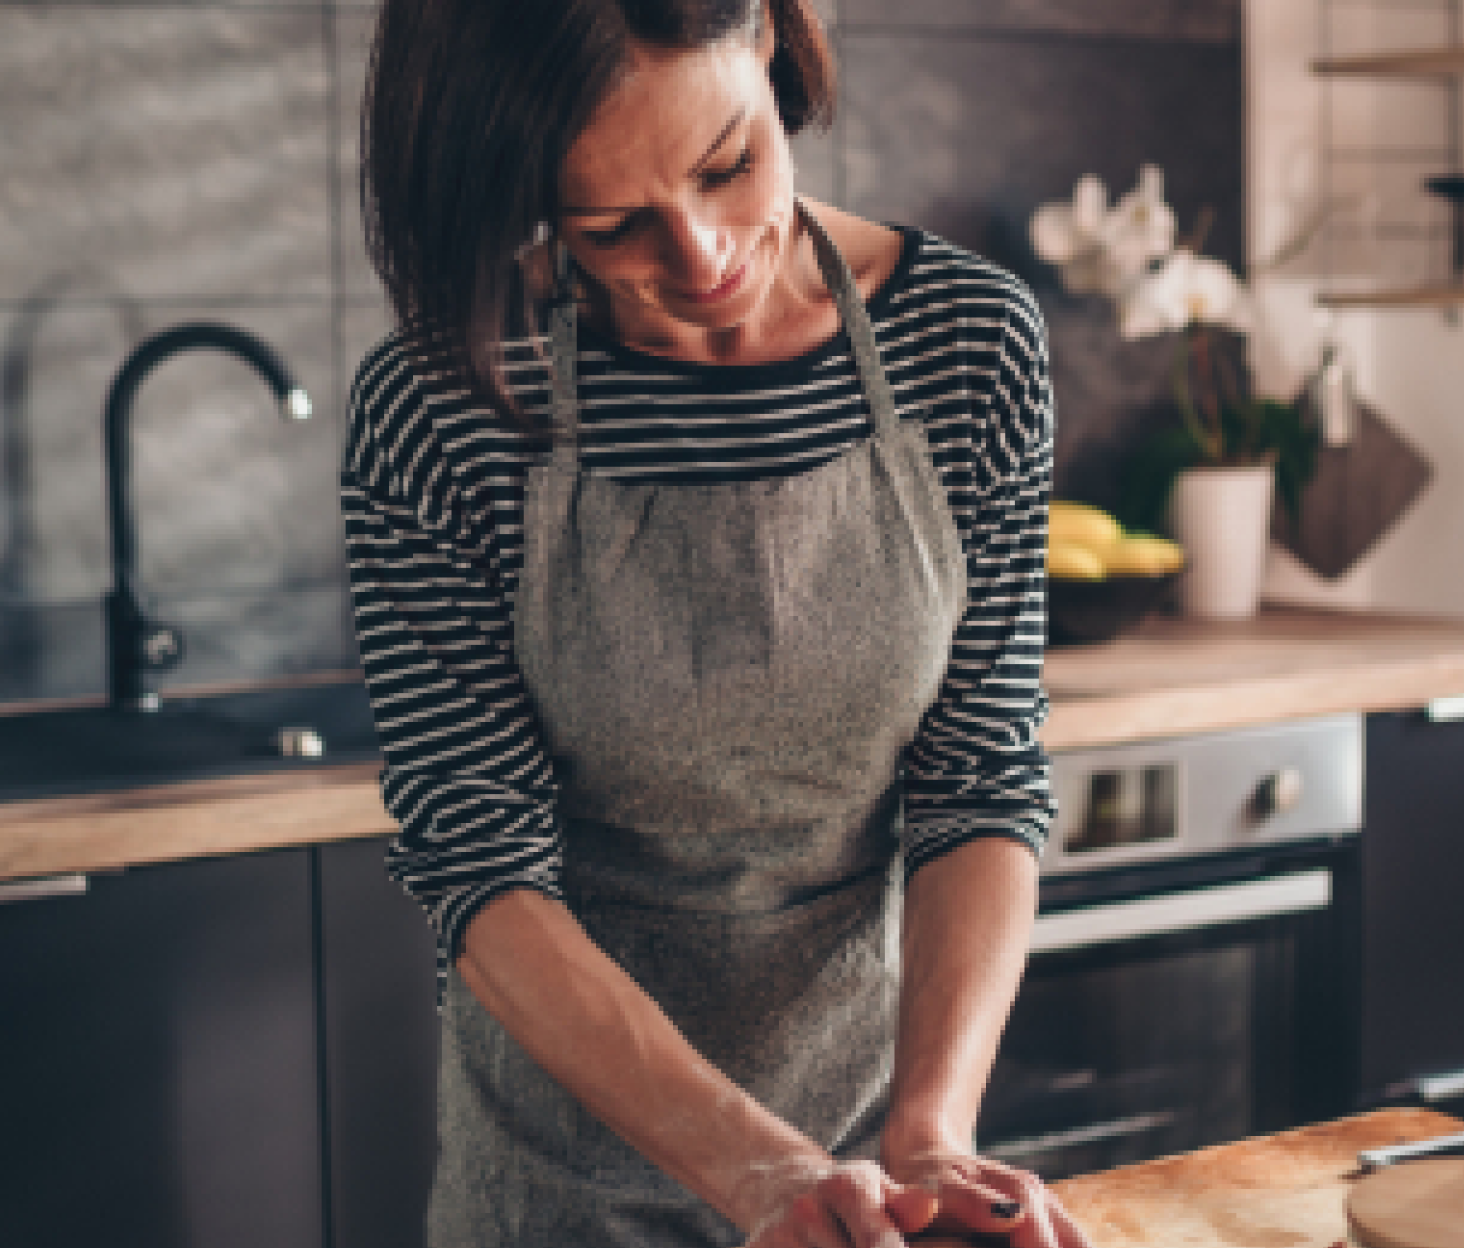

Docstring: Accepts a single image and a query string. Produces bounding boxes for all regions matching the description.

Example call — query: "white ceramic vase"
[1167,462,1276,621]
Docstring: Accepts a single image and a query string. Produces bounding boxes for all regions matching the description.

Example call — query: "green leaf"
[1116,425,1205,535]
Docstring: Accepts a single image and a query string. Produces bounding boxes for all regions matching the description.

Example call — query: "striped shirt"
[342,225,1056,965]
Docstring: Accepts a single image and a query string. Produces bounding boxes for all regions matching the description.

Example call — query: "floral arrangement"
[1029,166,1319,535]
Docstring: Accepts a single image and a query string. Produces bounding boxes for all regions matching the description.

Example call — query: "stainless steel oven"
[977,713,1364,1180]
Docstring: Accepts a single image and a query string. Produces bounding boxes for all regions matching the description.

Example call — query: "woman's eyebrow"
[562,107,749,217]
[688,107,748,177]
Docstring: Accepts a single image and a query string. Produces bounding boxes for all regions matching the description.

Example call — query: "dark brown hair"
[361,0,836,424]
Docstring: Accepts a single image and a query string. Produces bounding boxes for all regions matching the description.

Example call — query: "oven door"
[976,839,1361,1181]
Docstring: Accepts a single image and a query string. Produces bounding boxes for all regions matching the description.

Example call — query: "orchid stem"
[1172,328,1216,459]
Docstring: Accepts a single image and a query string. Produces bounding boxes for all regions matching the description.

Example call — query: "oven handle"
[1030,868,1332,955]
[0,874,90,904]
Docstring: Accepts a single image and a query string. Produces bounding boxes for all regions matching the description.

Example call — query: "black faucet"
[104,322,312,712]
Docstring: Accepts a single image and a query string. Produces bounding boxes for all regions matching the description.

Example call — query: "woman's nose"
[663,210,731,290]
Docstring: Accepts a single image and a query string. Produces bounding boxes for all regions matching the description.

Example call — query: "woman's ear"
[517,232,556,305]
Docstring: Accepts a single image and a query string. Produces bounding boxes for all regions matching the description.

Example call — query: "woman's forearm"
[455,889,831,1233]
[882,837,1039,1173]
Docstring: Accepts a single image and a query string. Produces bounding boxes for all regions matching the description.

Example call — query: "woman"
[343,2,1091,1246]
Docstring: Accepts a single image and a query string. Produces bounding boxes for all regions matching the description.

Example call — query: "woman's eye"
[579,150,755,248]
[702,148,754,189]
[582,217,642,248]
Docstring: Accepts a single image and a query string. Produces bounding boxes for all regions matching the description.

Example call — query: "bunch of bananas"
[1047,501,1185,581]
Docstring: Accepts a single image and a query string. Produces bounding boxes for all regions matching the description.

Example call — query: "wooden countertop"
[1043,606,1464,751]
[0,763,395,883]
[5,606,1464,883]
[1050,1107,1464,1247]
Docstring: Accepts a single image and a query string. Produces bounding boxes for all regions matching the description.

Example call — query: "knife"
[1358,1130,1464,1171]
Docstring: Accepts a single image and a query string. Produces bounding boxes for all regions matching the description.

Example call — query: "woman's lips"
[681,262,748,305]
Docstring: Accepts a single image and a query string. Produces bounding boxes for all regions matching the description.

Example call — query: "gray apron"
[427,202,967,1247]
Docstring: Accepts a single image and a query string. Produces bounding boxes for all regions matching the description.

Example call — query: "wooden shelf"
[1317,282,1464,309]
[1312,46,1464,77]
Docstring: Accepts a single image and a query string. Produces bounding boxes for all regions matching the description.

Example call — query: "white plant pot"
[1167,463,1276,621]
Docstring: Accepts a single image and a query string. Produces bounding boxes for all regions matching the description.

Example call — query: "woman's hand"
[741,1159,940,1248]
[886,1152,1095,1248]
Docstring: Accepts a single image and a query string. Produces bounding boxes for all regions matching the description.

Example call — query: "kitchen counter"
[6,605,1464,883]
[1050,1107,1464,1247]
[1044,605,1464,751]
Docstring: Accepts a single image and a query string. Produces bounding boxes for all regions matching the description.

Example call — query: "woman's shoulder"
[884,224,1045,339]
[869,227,1052,479]
[345,322,551,502]
[350,324,548,439]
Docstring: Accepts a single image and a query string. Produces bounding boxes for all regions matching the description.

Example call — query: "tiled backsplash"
[0,0,1241,707]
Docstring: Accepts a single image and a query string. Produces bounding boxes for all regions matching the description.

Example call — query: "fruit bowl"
[1047,568,1186,646]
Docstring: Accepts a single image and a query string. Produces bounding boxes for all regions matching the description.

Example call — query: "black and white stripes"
[342,226,1056,964]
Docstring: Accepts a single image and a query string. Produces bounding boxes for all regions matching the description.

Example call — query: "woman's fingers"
[899,1155,1030,1234]
[823,1164,912,1248]
[884,1185,941,1235]
[889,1153,1096,1248]
[747,1161,930,1248]
[743,1155,1097,1248]
[1041,1194,1098,1248]
[781,1186,864,1248]
[920,1170,1028,1233]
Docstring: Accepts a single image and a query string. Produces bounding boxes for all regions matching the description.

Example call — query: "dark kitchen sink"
[0,680,382,802]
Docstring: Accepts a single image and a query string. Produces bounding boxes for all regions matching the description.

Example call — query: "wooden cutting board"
[1347,1158,1464,1248]
[1049,1108,1464,1247]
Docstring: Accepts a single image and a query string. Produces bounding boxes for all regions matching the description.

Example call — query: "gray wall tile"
[791,121,840,207]
[336,9,378,298]
[340,295,396,391]
[839,0,1240,42]
[0,601,105,707]
[840,32,1243,265]
[26,1,326,9]
[0,7,332,303]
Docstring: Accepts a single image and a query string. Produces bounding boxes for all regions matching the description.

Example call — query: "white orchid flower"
[1116,247,1251,341]
[1097,165,1177,294]
[1030,173,1107,265]
[1029,174,1113,295]
[1032,167,1178,299]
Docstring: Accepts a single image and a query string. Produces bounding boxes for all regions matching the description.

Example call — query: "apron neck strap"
[548,240,580,454]
[796,199,901,439]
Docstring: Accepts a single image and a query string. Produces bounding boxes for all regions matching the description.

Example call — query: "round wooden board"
[1347,1159,1464,1248]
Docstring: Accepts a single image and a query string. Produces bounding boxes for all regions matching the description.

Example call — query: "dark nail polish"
[990,1199,1021,1220]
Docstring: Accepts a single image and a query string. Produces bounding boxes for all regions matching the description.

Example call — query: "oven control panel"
[1042,713,1363,876]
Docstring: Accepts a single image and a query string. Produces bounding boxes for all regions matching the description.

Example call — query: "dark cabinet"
[318,837,439,1248]
[1362,709,1464,1110]
[0,838,443,1248]
[0,850,323,1248]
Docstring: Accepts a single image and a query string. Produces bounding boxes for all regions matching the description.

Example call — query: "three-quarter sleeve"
[900,282,1056,876]
[341,343,563,965]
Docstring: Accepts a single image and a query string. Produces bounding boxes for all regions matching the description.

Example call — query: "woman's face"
[556,30,799,352]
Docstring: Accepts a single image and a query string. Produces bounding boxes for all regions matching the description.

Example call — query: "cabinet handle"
[1425,696,1464,723]
[981,1110,1178,1163]
[0,874,89,904]
[1029,870,1331,954]
[1416,1069,1464,1103]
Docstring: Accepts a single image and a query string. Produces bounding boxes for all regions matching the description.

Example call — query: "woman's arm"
[880,838,1094,1248]
[880,274,1093,1246]
[881,835,1037,1170]
[457,890,937,1244]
